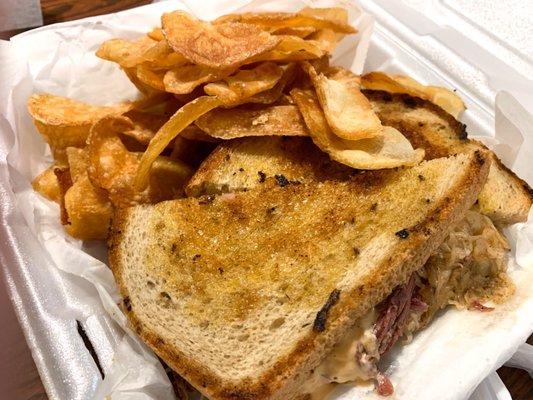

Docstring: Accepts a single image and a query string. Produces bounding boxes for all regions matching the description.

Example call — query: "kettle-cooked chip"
[53,167,72,225]
[204,62,283,105]
[361,72,466,118]
[300,7,349,25]
[96,36,158,68]
[179,125,220,142]
[121,110,168,145]
[27,94,131,127]
[135,96,222,190]
[64,173,114,240]
[195,104,307,139]
[248,35,325,64]
[291,88,424,169]
[164,65,233,95]
[32,165,61,203]
[271,26,316,37]
[215,10,356,34]
[324,66,361,85]
[66,147,89,183]
[52,162,113,240]
[274,35,325,57]
[307,29,338,53]
[87,117,135,185]
[141,39,188,69]
[123,67,161,96]
[147,27,164,41]
[88,117,193,205]
[242,63,297,105]
[27,94,132,162]
[135,65,166,91]
[303,63,382,140]
[300,7,350,53]
[162,11,280,69]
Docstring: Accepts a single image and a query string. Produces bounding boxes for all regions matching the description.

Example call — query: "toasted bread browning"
[110,152,489,400]
[191,92,531,225]
[185,136,350,197]
[366,90,532,225]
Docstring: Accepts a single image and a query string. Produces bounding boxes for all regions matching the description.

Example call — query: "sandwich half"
[110,150,490,399]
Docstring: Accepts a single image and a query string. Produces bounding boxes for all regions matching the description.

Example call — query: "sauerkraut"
[416,210,514,326]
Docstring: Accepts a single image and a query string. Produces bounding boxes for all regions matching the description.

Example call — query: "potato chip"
[164,65,233,95]
[215,10,356,34]
[172,87,207,105]
[88,117,193,206]
[361,72,466,118]
[290,88,424,169]
[121,109,168,144]
[248,35,325,63]
[87,117,145,207]
[300,7,349,26]
[66,147,89,182]
[64,173,114,240]
[135,65,166,91]
[135,96,222,190]
[162,11,280,69]
[303,63,382,140]
[300,8,348,53]
[147,27,164,41]
[123,67,160,96]
[118,135,145,154]
[243,63,297,105]
[324,66,361,85]
[204,62,283,105]
[96,36,158,68]
[87,117,135,186]
[128,92,180,115]
[275,35,325,57]
[180,125,220,142]
[141,39,188,69]
[54,167,73,225]
[195,104,307,139]
[308,29,338,53]
[32,165,61,203]
[276,94,295,105]
[27,94,131,162]
[272,26,316,37]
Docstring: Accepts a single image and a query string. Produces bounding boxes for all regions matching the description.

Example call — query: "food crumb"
[275,174,289,187]
[395,229,409,239]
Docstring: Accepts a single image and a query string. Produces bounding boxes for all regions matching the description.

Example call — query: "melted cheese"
[300,311,378,399]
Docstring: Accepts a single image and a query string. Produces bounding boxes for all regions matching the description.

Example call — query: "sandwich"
[110,147,516,399]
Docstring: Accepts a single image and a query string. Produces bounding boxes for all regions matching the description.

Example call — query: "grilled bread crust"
[110,151,489,400]
[366,90,532,226]
[187,91,531,225]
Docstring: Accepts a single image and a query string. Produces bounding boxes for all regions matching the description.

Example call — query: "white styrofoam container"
[0,1,531,399]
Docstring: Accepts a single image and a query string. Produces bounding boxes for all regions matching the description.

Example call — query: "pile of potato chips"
[29,7,464,240]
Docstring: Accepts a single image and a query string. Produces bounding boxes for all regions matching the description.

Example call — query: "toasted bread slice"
[366,90,532,225]
[110,151,489,400]
[185,136,349,197]
[187,91,531,225]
